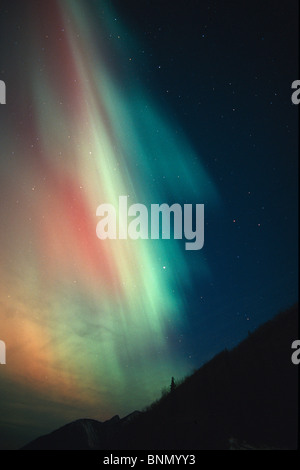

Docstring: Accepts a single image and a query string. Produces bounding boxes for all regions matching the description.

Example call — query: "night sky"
[0,0,298,449]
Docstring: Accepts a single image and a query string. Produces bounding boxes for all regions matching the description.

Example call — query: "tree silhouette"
[170,376,176,393]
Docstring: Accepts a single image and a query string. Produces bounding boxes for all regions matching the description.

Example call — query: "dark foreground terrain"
[22,305,298,450]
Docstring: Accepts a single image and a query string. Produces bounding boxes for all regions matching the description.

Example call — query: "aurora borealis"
[0,0,218,446]
[0,0,298,449]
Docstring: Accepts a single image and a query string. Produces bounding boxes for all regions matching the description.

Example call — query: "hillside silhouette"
[22,304,298,450]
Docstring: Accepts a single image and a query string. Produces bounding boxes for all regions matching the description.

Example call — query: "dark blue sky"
[110,0,298,364]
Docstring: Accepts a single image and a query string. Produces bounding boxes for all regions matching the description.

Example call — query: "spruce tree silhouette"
[170,376,176,393]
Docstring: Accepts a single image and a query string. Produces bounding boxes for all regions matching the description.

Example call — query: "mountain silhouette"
[21,413,141,450]
[22,304,298,450]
